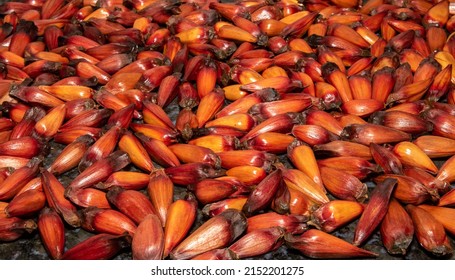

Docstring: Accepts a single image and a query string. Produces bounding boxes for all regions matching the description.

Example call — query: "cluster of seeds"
[0,0,455,260]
